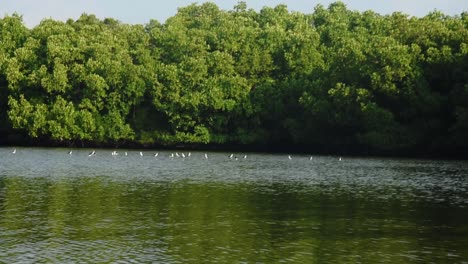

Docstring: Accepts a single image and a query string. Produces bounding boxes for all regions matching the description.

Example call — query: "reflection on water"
[0,148,467,263]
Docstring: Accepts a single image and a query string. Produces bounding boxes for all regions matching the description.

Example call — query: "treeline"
[0,2,467,156]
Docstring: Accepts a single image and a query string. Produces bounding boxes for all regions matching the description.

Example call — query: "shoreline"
[2,137,467,160]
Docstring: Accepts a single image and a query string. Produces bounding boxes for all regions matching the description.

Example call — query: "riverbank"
[1,131,467,160]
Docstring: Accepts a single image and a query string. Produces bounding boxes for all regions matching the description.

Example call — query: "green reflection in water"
[0,176,467,263]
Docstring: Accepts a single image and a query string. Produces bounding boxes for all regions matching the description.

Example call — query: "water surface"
[1,148,467,263]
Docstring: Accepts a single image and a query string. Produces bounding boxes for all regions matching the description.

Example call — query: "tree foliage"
[0,3,467,155]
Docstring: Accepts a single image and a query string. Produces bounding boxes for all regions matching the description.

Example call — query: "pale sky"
[2,0,468,28]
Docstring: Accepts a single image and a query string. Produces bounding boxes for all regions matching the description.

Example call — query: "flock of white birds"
[8,148,343,161]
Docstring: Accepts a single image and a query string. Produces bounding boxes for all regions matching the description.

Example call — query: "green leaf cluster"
[0,3,467,155]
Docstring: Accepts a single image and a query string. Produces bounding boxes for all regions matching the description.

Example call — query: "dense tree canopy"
[0,2,467,156]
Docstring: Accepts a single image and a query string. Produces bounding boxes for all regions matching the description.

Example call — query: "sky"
[2,0,468,28]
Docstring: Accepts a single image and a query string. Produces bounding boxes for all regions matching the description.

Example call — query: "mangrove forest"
[0,2,467,156]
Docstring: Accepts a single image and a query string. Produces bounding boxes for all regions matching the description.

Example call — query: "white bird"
[204,153,208,159]
[175,152,179,157]
[182,153,185,158]
[288,155,292,160]
[69,150,73,155]
[140,152,143,156]
[88,150,96,157]
[154,153,159,157]
[12,148,16,154]
[170,153,174,158]
[243,155,247,159]
[125,152,128,156]
[188,152,191,157]
[229,153,234,159]
[309,156,313,160]
[339,157,342,161]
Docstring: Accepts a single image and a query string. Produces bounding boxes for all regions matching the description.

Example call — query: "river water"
[0,147,467,263]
